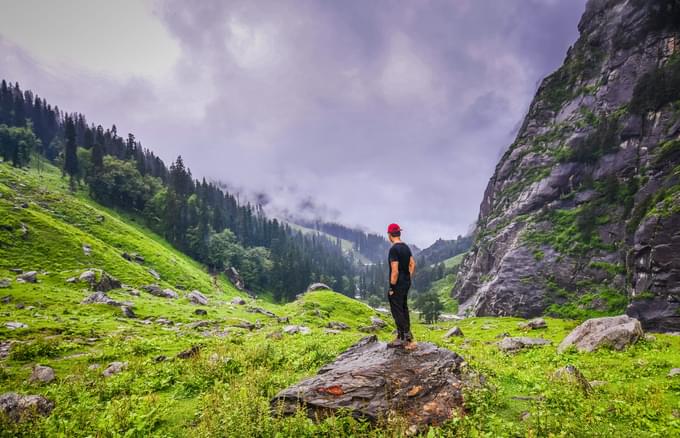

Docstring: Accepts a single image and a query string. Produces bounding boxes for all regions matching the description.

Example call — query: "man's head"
[387,223,402,243]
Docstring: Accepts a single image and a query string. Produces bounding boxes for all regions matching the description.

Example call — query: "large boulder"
[0,392,54,421]
[226,267,246,291]
[558,315,643,353]
[271,335,481,430]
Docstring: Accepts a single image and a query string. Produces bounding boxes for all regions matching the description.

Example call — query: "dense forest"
[295,219,392,263]
[0,79,359,301]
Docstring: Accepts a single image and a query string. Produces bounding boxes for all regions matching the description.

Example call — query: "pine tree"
[63,115,79,190]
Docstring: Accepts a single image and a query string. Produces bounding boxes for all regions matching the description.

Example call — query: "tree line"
[0,79,356,301]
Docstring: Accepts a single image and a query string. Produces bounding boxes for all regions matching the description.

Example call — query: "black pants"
[388,283,411,339]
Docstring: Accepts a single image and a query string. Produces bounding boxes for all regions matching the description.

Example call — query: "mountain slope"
[453,0,680,331]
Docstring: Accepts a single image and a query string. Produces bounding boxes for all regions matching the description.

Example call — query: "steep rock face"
[453,0,680,331]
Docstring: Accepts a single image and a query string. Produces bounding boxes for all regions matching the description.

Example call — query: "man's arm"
[409,256,416,276]
[390,261,399,286]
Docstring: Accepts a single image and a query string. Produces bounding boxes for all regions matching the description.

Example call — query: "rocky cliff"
[452,0,680,331]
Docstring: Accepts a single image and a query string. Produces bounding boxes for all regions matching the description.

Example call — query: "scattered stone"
[444,326,464,338]
[154,355,167,362]
[16,271,37,283]
[370,316,387,328]
[324,329,341,335]
[20,202,28,208]
[359,325,379,333]
[518,318,547,330]
[267,331,283,340]
[557,315,643,353]
[498,337,551,353]
[1,295,10,304]
[155,318,173,325]
[327,321,350,330]
[177,345,200,359]
[121,252,132,261]
[65,277,77,284]
[232,320,257,330]
[128,288,140,297]
[9,269,22,274]
[102,361,127,377]
[15,303,24,309]
[121,306,136,318]
[247,306,277,318]
[186,320,213,329]
[644,334,656,342]
[669,368,680,377]
[589,380,608,388]
[230,296,246,305]
[139,319,152,325]
[271,335,481,430]
[29,365,55,384]
[79,270,96,284]
[481,324,493,330]
[0,392,54,421]
[283,325,311,335]
[519,411,531,421]
[81,292,121,306]
[142,284,178,299]
[148,269,161,280]
[82,244,91,256]
[0,341,12,359]
[87,364,101,371]
[495,332,510,339]
[19,222,28,238]
[277,316,290,324]
[553,365,592,394]
[187,290,209,306]
[194,309,208,316]
[94,272,121,292]
[134,254,145,263]
[0,278,11,288]
[306,282,331,292]
[5,322,28,330]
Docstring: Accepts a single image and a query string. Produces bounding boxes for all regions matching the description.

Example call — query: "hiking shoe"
[387,337,405,348]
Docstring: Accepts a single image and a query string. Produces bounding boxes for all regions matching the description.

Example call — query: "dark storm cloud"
[0,0,588,246]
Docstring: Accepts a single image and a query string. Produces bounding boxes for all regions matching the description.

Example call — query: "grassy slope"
[1,161,679,437]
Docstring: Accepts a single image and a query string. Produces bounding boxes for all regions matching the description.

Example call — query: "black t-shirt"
[388,242,412,286]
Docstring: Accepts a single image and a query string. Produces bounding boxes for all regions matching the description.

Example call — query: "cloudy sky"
[0,0,587,247]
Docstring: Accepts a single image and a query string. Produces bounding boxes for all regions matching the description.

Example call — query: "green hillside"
[286,221,373,265]
[1,161,679,437]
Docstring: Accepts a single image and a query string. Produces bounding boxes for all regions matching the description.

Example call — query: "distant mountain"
[417,235,472,266]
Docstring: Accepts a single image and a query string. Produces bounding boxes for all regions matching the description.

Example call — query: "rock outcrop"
[271,335,481,431]
[453,0,680,331]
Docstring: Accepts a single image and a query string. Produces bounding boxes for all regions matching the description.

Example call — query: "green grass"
[1,161,679,436]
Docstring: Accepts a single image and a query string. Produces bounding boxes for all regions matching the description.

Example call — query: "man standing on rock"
[386,223,416,348]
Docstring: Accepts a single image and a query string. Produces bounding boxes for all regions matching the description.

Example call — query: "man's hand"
[409,256,416,276]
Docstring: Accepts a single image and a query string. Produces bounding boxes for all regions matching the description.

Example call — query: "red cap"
[387,223,402,233]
